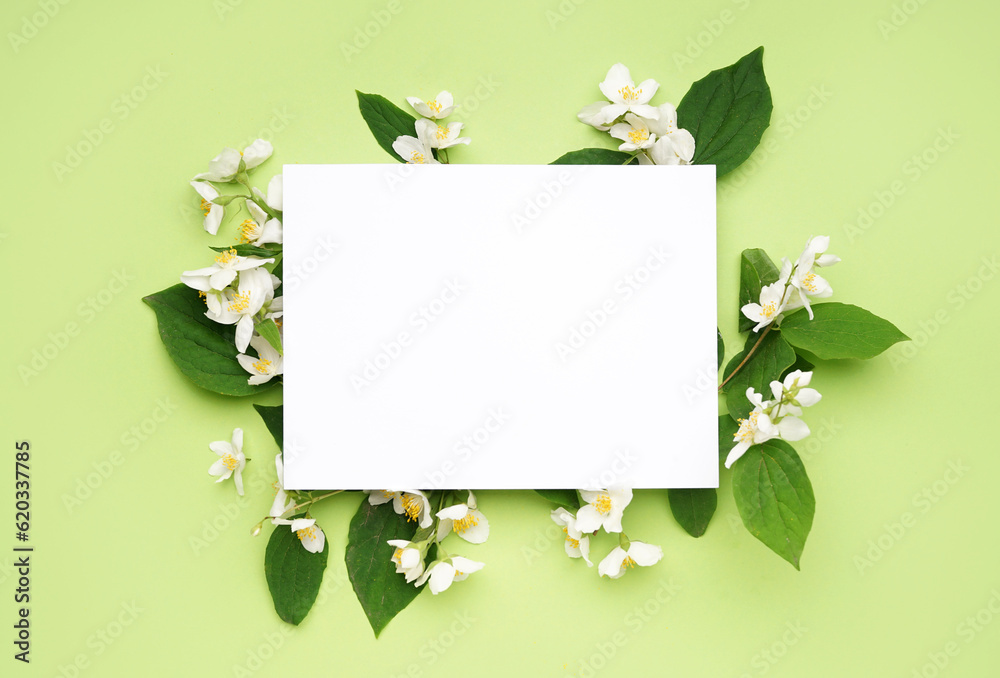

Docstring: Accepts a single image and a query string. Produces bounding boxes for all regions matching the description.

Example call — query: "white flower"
[208,428,246,495]
[577,101,613,131]
[646,132,696,165]
[406,91,456,119]
[190,181,225,235]
[416,556,484,594]
[609,114,657,152]
[437,491,489,544]
[725,386,813,468]
[269,453,294,523]
[417,118,470,150]
[237,334,283,385]
[388,539,426,583]
[252,174,283,212]
[741,278,789,333]
[205,268,276,352]
[598,541,663,579]
[597,64,660,123]
[392,122,440,164]
[785,236,838,318]
[770,370,822,416]
[368,490,433,528]
[239,201,283,247]
[575,489,632,533]
[194,139,273,182]
[799,235,839,269]
[180,249,274,293]
[551,507,592,566]
[272,517,325,553]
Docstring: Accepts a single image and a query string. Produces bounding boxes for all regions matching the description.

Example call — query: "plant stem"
[718,325,771,391]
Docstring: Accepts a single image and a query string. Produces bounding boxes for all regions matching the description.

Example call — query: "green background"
[4,0,999,675]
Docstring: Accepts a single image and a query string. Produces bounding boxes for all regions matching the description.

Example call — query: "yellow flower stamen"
[200,198,213,216]
[760,301,777,319]
[239,219,260,244]
[221,453,239,470]
[215,248,238,266]
[296,526,316,542]
[252,358,272,374]
[628,128,649,145]
[623,555,637,569]
[392,547,403,563]
[426,100,442,113]
[735,411,760,443]
[436,125,449,140]
[410,151,426,164]
[228,290,251,313]
[592,493,612,516]
[401,494,423,522]
[452,512,479,534]
[802,273,818,293]
[618,86,642,103]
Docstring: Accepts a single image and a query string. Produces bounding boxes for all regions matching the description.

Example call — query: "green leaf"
[142,284,275,396]
[253,404,283,450]
[357,91,419,163]
[719,414,739,462]
[667,488,717,537]
[737,248,780,332]
[264,513,329,625]
[717,328,724,370]
[721,329,796,421]
[210,244,279,258]
[731,440,815,569]
[534,489,580,511]
[550,148,638,165]
[677,46,773,177]
[210,194,243,206]
[779,303,909,360]
[346,498,424,637]
[255,318,283,356]
[272,258,282,296]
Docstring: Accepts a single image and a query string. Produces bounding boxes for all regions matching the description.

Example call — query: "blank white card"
[282,164,717,490]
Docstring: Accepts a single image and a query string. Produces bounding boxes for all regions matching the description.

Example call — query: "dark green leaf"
[731,440,814,569]
[534,489,580,511]
[721,329,796,421]
[142,284,275,396]
[550,148,638,165]
[668,488,717,537]
[254,404,283,450]
[737,248,781,332]
[264,513,329,625]
[255,318,283,356]
[719,414,739,462]
[356,91,419,163]
[346,498,424,637]
[779,302,909,360]
[717,328,724,370]
[677,46,773,177]
[272,258,282,296]
[210,244,279,258]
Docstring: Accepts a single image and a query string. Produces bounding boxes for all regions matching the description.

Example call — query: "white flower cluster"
[741,236,840,332]
[726,370,822,468]
[393,90,470,164]
[183,140,285,386]
[369,490,488,595]
[578,64,695,165]
[552,489,663,579]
